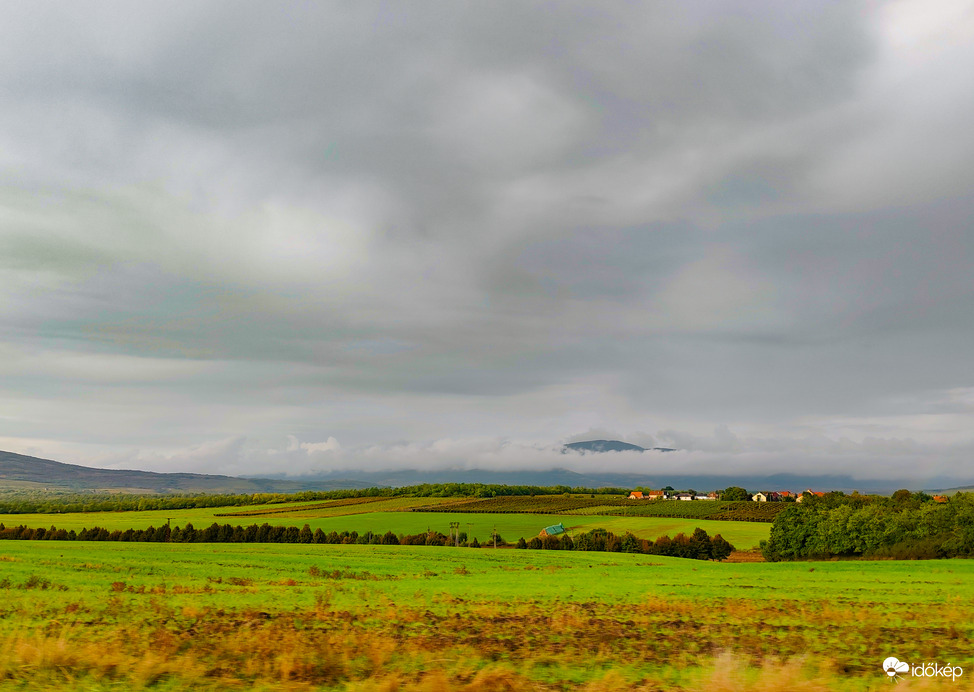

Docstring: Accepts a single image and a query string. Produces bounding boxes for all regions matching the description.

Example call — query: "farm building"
[752,492,767,502]
[540,523,566,537]
[629,490,667,500]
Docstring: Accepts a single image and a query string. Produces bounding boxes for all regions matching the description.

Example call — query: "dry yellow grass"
[0,542,970,691]
[3,627,971,692]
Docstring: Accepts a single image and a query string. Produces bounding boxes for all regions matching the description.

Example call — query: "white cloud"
[0,346,212,383]
[649,246,779,332]
[287,435,341,454]
[0,3,972,485]
[2,427,970,487]
[436,71,587,173]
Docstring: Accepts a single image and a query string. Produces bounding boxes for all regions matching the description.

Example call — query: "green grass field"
[0,541,970,690]
[0,502,770,548]
[0,497,968,689]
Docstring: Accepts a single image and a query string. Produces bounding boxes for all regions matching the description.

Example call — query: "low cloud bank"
[35,431,970,487]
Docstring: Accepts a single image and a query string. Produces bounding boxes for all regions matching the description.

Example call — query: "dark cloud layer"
[1,1,973,484]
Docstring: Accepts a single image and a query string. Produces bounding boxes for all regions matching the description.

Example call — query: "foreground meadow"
[0,541,971,691]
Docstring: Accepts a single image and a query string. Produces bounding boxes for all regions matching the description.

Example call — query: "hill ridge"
[564,439,676,453]
[2,449,966,495]
[0,450,366,493]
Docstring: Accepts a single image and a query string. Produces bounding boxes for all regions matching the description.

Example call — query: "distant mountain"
[0,450,370,494]
[3,448,965,496]
[564,439,675,453]
[273,468,933,495]
[924,485,974,495]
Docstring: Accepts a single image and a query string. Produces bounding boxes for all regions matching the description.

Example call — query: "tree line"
[0,521,733,560]
[762,490,974,560]
[0,490,378,515]
[0,522,436,545]
[514,527,734,560]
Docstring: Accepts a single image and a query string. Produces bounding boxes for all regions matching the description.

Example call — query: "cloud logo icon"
[884,657,909,677]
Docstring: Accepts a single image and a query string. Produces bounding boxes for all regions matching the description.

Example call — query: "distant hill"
[924,485,974,495]
[270,468,930,495]
[564,440,675,453]
[2,448,965,497]
[0,450,370,494]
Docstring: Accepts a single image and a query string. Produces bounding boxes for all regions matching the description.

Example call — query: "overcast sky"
[1,1,973,484]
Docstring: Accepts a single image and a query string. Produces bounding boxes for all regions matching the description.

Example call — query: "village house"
[932,495,948,503]
[629,490,667,500]
[675,492,694,501]
[751,492,767,502]
[796,490,826,503]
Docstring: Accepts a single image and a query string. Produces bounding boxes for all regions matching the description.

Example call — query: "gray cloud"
[1,1,973,483]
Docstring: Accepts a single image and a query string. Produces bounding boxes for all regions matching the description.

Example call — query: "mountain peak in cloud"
[564,439,675,453]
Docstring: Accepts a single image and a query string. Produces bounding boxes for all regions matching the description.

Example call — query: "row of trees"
[0,489,385,515]
[0,521,733,559]
[0,522,476,546]
[514,527,734,560]
[762,491,974,560]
